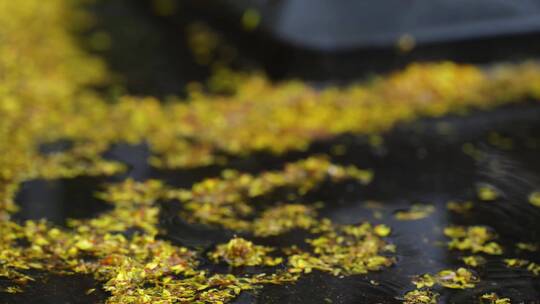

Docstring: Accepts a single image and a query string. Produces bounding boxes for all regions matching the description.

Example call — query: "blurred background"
[82,0,540,98]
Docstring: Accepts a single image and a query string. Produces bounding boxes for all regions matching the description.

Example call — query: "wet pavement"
[2,103,540,303]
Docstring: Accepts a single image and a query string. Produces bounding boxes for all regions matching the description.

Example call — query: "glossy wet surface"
[2,103,540,303]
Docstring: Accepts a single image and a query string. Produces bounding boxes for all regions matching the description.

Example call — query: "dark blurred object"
[153,0,540,81]
[85,0,540,97]
[221,0,540,50]
[83,0,211,98]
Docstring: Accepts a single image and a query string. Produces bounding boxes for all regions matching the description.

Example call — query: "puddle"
[0,272,108,304]
[13,177,112,226]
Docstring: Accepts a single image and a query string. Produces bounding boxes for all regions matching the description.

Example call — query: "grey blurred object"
[88,0,540,92]
[225,0,540,51]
